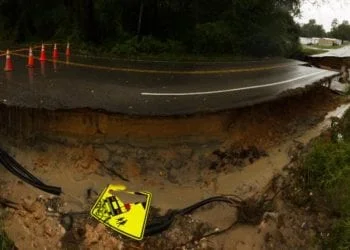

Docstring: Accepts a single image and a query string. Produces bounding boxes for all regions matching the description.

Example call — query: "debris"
[90,184,152,241]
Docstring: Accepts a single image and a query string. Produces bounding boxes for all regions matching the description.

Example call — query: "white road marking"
[141,71,329,96]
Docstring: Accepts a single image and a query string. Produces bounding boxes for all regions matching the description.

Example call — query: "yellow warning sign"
[90,184,152,240]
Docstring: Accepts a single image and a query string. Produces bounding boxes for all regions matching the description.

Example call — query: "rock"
[94,147,110,162]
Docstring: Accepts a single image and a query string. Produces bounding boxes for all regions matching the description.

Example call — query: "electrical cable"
[144,196,240,236]
[0,148,44,184]
[0,154,61,195]
[0,147,62,195]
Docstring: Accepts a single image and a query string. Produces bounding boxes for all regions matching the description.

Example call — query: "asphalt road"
[0,53,338,115]
[312,45,350,58]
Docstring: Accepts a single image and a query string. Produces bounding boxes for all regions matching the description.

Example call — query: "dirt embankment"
[306,56,350,71]
[0,85,348,249]
[0,85,344,147]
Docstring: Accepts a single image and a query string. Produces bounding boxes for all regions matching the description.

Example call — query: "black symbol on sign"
[116,217,128,227]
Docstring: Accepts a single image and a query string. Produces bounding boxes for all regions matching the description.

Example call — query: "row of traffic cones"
[4,43,71,71]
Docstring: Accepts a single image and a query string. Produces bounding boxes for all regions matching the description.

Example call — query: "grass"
[301,47,327,56]
[300,108,350,249]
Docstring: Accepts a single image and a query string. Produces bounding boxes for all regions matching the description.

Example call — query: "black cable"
[0,147,62,195]
[0,154,61,195]
[178,196,238,215]
[0,148,44,184]
[0,151,41,184]
[144,196,240,236]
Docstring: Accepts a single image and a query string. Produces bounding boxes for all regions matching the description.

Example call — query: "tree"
[300,19,326,37]
[330,20,350,42]
[0,0,304,57]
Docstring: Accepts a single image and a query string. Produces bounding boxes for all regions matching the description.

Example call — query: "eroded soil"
[0,86,349,249]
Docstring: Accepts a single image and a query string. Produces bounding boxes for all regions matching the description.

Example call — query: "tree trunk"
[137,0,144,40]
[194,0,199,25]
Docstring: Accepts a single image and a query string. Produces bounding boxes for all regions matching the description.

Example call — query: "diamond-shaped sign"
[90,184,152,240]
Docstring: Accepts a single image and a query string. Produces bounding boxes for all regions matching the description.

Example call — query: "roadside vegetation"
[300,18,350,42]
[0,220,14,250]
[0,1,347,60]
[297,108,350,249]
[0,0,302,58]
[0,232,14,250]
[301,46,327,56]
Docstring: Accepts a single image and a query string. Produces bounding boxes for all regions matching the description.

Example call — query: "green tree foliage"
[0,0,301,57]
[300,19,326,38]
[330,20,350,42]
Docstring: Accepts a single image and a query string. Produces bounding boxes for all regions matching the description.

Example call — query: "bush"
[193,21,233,54]
[326,217,350,249]
[111,37,138,56]
[301,108,350,249]
[303,141,350,215]
[111,36,186,56]
[339,108,350,142]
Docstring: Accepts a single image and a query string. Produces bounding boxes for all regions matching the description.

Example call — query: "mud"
[306,56,350,71]
[0,86,349,249]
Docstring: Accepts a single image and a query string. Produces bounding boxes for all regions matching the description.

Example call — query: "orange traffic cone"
[53,43,59,59]
[65,42,70,57]
[4,50,13,72]
[27,47,34,68]
[40,43,46,61]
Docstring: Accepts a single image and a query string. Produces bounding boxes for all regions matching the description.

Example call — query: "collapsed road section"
[305,45,350,93]
[0,47,348,249]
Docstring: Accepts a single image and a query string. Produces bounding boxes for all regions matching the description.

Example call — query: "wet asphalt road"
[0,53,338,115]
[312,45,350,58]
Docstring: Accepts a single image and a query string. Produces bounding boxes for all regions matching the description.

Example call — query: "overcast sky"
[295,0,350,31]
